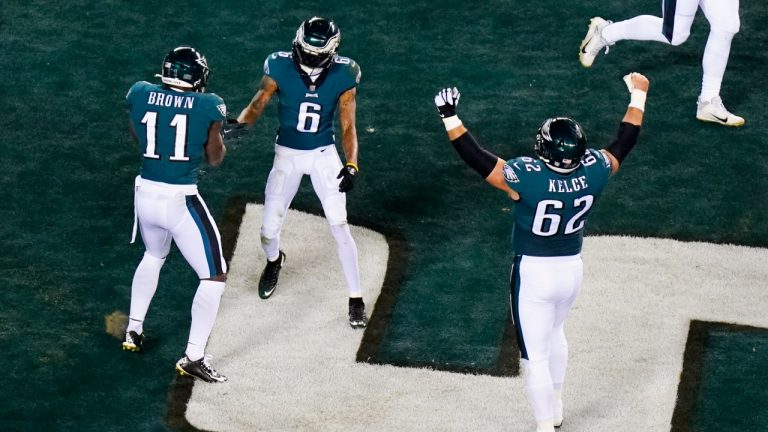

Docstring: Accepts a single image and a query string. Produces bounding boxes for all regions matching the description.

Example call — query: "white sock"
[524,358,555,423]
[602,15,669,45]
[127,252,166,334]
[330,224,362,297]
[186,280,226,361]
[700,29,734,102]
[261,233,280,262]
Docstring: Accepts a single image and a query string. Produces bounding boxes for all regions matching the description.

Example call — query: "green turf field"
[2,1,766,430]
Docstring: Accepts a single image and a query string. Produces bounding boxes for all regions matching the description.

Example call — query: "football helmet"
[534,117,587,173]
[292,17,340,69]
[159,46,210,92]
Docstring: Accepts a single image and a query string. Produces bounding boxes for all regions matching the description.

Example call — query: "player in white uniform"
[123,47,228,383]
[579,0,743,126]
[233,17,368,328]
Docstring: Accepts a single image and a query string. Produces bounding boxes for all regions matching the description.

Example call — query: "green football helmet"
[159,46,210,92]
[535,117,588,173]
[292,17,340,69]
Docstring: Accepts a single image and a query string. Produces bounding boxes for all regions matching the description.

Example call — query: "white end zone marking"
[185,207,768,431]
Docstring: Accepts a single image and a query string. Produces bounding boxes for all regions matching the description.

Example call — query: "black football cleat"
[348,297,369,329]
[258,251,285,299]
[175,355,228,383]
[122,331,144,353]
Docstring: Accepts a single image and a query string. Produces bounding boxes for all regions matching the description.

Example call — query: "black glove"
[434,87,461,118]
[337,163,358,193]
[222,117,248,140]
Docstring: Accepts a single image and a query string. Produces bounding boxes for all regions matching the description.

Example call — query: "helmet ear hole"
[534,117,587,173]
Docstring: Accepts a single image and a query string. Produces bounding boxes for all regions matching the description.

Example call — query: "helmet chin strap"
[298,63,325,82]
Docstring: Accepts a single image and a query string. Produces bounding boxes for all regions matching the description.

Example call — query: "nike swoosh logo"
[712,114,729,123]
[581,38,591,54]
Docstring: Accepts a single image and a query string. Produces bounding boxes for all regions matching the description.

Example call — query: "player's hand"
[623,72,650,93]
[222,117,248,140]
[337,163,358,193]
[434,87,461,118]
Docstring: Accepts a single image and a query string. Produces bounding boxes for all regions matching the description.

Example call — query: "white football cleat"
[696,96,745,127]
[579,17,612,68]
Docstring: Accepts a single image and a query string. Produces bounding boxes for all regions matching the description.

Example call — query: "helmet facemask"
[292,17,340,70]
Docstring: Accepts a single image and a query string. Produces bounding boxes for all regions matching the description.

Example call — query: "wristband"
[442,115,463,131]
[345,162,359,172]
[628,89,647,112]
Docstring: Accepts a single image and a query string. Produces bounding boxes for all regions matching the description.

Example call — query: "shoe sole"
[579,18,603,68]
[696,115,745,127]
[176,364,222,383]
[121,343,141,352]
[349,320,368,329]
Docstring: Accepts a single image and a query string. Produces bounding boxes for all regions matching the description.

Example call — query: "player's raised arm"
[434,87,519,200]
[237,75,279,126]
[205,121,227,166]
[602,72,649,175]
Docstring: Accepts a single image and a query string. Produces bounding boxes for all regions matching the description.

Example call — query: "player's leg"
[580,0,698,67]
[696,0,744,126]
[171,193,228,383]
[123,193,172,352]
[309,146,366,328]
[511,255,569,432]
[548,257,583,428]
[258,148,303,298]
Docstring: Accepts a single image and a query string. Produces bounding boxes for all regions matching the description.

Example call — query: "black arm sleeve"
[605,122,641,164]
[451,131,498,178]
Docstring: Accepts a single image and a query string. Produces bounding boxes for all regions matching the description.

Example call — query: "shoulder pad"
[334,56,361,84]
[265,51,293,76]
[126,81,152,102]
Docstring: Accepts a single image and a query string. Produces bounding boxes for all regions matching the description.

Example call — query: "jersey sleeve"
[585,148,612,185]
[337,57,361,92]
[125,81,149,108]
[205,93,227,122]
[503,158,525,187]
[264,52,289,80]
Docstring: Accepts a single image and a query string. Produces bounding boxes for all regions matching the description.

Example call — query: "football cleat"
[579,17,612,68]
[122,331,144,353]
[348,297,369,329]
[175,355,228,383]
[696,96,745,127]
[258,251,286,299]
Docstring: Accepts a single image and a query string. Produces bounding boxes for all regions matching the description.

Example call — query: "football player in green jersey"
[435,73,649,432]
[235,17,368,328]
[124,47,229,383]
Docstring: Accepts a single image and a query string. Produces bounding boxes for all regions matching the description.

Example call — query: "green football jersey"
[503,149,613,256]
[126,81,226,185]
[264,51,360,150]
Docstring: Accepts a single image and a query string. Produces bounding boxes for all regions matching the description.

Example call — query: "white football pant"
[260,144,361,297]
[510,254,582,424]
